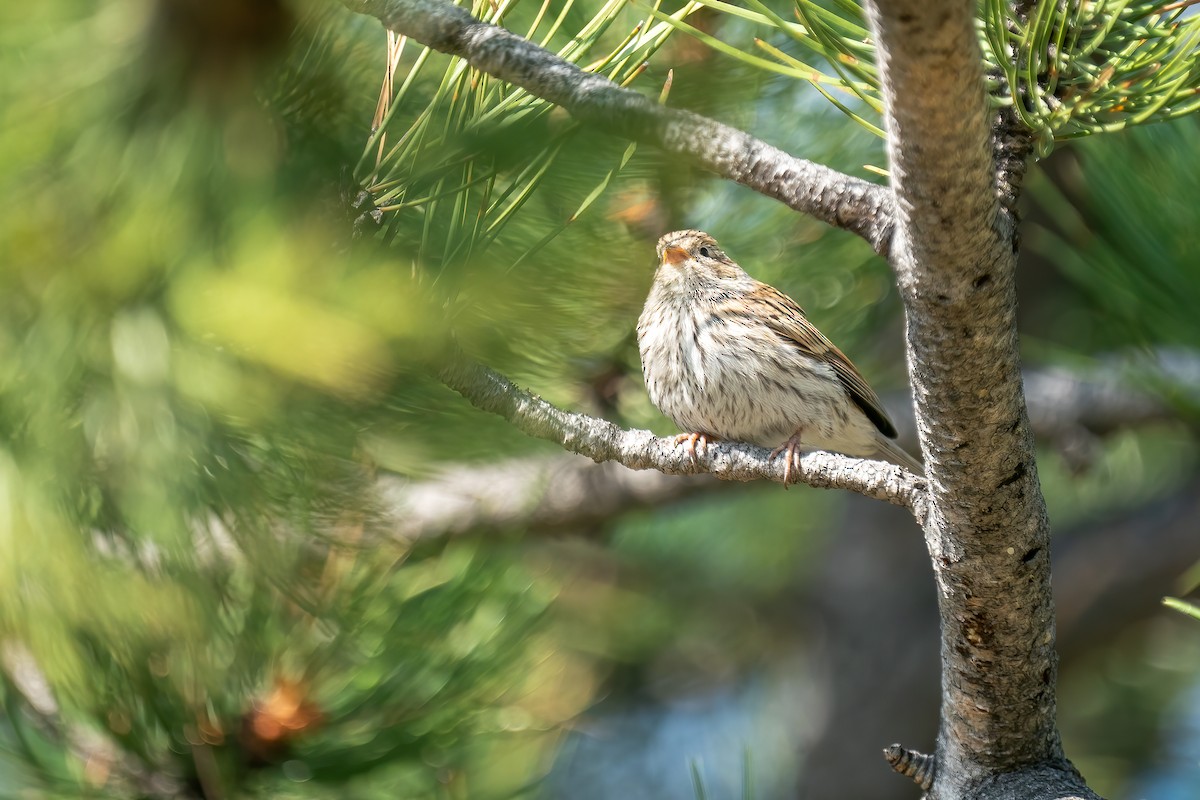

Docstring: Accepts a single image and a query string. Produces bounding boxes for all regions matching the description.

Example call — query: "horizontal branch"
[340,0,895,254]
[378,456,722,540]
[1024,349,1198,436]
[384,349,1198,541]
[439,360,927,517]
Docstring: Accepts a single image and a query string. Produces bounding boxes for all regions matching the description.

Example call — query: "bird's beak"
[661,245,689,267]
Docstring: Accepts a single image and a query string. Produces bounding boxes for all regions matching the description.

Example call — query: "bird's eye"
[699,246,711,258]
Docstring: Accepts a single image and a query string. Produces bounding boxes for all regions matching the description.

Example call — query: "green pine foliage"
[661,0,1200,151]
[2,0,1199,798]
[0,1,650,795]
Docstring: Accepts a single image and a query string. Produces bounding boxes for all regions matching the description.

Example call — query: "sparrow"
[637,229,922,481]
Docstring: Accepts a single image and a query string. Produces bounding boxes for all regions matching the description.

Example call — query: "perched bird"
[637,230,922,481]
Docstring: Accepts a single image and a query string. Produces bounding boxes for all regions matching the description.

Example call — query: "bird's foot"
[769,434,805,488]
[673,432,717,461]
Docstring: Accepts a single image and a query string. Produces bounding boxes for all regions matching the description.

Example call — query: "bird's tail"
[872,434,924,474]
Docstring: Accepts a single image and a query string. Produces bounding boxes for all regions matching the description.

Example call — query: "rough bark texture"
[440,360,926,513]
[864,0,1095,796]
[341,0,895,254]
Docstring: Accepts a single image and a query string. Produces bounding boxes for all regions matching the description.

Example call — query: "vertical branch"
[864,0,1083,796]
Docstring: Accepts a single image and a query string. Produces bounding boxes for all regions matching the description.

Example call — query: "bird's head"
[654,229,747,290]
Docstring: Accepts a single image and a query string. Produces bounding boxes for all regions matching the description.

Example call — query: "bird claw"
[769,435,804,488]
[673,432,715,460]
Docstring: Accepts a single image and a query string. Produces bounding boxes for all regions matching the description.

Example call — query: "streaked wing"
[748,282,899,439]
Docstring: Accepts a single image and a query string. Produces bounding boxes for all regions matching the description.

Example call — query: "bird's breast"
[638,292,860,446]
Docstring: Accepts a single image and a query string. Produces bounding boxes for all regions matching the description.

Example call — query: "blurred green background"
[2,0,1199,798]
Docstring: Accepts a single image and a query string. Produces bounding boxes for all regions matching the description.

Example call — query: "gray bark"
[439,360,926,512]
[865,0,1093,794]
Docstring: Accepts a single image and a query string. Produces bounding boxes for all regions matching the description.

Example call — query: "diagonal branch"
[340,0,895,255]
[439,360,927,517]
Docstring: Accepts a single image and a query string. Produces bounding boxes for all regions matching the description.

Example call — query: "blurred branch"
[379,456,720,540]
[1,642,189,799]
[438,359,927,515]
[1023,349,1200,436]
[339,0,896,255]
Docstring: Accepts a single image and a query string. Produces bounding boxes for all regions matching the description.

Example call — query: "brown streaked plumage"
[637,229,922,481]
